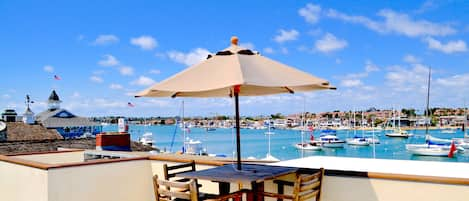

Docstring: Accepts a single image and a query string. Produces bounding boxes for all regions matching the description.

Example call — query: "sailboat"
[406,67,461,157]
[264,118,275,135]
[452,105,469,148]
[262,118,280,161]
[386,109,413,138]
[294,98,321,151]
[346,111,370,146]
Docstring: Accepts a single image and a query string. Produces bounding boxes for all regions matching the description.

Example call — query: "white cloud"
[93,34,119,45]
[71,92,80,98]
[436,74,469,87]
[131,76,156,86]
[274,29,299,43]
[341,79,363,87]
[423,37,467,54]
[98,54,119,66]
[263,47,274,54]
[365,60,380,73]
[414,0,438,14]
[119,66,134,76]
[90,76,104,83]
[326,9,456,37]
[403,54,421,64]
[167,48,211,66]
[385,64,429,92]
[2,94,11,99]
[43,65,54,73]
[109,83,124,90]
[298,3,321,24]
[149,69,161,74]
[239,42,255,50]
[280,47,289,54]
[315,33,348,53]
[130,35,157,50]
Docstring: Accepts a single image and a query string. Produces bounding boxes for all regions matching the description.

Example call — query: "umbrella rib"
[171,92,180,98]
[284,87,295,94]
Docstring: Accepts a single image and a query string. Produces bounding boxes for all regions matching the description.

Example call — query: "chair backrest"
[163,160,197,181]
[153,174,198,201]
[292,168,324,201]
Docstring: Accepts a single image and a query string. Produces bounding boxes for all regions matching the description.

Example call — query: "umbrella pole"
[235,92,242,170]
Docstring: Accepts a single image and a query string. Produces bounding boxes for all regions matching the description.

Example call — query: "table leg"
[219,182,230,195]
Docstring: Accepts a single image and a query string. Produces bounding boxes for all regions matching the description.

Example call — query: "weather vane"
[25,94,34,108]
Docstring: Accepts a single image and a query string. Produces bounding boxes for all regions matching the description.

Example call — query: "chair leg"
[277,183,284,201]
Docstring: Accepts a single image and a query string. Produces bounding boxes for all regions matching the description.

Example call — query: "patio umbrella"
[136,37,335,170]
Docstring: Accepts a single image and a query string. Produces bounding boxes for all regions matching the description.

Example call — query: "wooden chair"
[263,168,324,201]
[153,174,249,201]
[154,174,198,201]
[164,160,198,184]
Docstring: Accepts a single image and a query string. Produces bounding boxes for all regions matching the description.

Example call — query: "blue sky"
[1,1,469,117]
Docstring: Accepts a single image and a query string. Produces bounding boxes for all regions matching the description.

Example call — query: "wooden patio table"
[177,164,298,201]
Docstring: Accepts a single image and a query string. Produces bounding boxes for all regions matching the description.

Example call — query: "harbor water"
[103,125,469,162]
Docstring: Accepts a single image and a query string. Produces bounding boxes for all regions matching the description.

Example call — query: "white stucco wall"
[47,159,154,201]
[13,151,85,164]
[0,161,48,201]
[321,176,469,201]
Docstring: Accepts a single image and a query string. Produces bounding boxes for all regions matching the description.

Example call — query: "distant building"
[36,90,102,139]
[1,109,17,122]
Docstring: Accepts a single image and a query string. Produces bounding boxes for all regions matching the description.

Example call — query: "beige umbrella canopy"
[136,37,335,169]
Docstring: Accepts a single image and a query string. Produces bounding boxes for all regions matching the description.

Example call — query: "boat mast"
[362,111,365,137]
[182,100,186,152]
[425,67,432,136]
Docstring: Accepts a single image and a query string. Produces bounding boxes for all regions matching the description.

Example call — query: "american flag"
[127,102,135,107]
[54,75,61,80]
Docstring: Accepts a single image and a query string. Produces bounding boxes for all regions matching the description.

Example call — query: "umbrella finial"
[231,36,238,46]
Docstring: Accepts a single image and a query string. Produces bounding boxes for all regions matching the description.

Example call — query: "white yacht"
[139,132,155,147]
[312,130,345,148]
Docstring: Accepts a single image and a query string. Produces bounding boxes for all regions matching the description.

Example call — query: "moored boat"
[313,131,345,148]
[294,142,322,151]
[139,132,155,147]
[346,137,370,146]
[386,129,413,138]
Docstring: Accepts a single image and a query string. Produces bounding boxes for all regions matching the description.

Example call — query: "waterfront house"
[36,90,101,139]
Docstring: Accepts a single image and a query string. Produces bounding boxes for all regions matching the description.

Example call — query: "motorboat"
[184,139,207,155]
[385,129,413,138]
[313,132,345,148]
[294,142,322,151]
[346,137,370,146]
[139,132,155,147]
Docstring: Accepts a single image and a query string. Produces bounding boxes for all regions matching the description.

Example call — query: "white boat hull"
[295,143,322,151]
[346,138,370,146]
[386,133,412,138]
[320,142,345,148]
[406,144,457,157]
